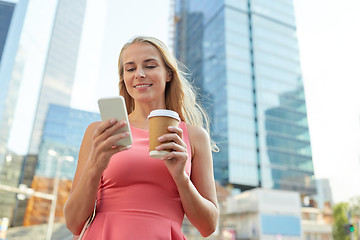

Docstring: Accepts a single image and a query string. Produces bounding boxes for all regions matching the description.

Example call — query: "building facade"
[36,104,100,180]
[174,0,316,196]
[0,0,15,64]
[23,104,99,226]
[0,0,28,164]
[28,0,87,155]
[0,0,88,226]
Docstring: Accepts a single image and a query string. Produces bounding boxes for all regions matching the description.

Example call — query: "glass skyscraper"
[0,0,88,226]
[36,104,100,180]
[28,0,87,155]
[0,0,15,64]
[0,0,27,164]
[175,0,316,196]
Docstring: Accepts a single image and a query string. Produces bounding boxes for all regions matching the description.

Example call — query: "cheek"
[123,78,133,91]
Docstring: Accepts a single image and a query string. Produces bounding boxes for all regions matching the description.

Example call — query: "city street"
[6,223,72,240]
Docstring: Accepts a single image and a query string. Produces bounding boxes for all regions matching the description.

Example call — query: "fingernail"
[110,119,117,124]
[168,126,173,130]
[158,136,163,141]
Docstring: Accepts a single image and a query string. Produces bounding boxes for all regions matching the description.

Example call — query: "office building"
[0,0,15,64]
[23,104,99,225]
[36,104,100,179]
[0,0,87,226]
[174,0,316,196]
[314,178,334,209]
[0,0,27,164]
[28,0,87,155]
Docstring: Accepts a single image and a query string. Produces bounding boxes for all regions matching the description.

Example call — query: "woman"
[64,36,219,239]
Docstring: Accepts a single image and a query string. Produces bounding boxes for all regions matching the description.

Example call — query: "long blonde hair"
[118,36,217,151]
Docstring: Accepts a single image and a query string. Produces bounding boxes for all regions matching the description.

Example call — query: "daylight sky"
[70,0,360,203]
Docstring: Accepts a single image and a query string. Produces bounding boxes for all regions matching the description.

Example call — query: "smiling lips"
[134,84,153,88]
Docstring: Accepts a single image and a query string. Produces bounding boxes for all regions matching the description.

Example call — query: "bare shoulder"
[84,121,101,138]
[186,124,210,142]
[186,124,211,157]
[87,121,101,132]
[70,121,101,193]
[79,121,101,151]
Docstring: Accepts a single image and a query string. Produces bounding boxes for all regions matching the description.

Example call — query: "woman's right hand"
[65,119,131,234]
[87,118,130,175]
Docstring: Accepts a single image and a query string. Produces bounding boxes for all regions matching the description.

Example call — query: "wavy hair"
[118,36,217,151]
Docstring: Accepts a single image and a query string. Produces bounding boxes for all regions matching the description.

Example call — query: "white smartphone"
[98,96,132,147]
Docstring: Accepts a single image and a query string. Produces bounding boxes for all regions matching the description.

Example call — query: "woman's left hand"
[155,125,188,183]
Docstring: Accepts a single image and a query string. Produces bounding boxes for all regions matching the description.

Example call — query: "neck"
[129,101,166,129]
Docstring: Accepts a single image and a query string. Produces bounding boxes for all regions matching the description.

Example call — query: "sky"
[293,0,360,203]
[70,0,360,203]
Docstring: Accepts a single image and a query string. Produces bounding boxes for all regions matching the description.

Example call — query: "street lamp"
[46,149,74,240]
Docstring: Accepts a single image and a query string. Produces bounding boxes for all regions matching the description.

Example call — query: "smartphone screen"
[98,96,132,147]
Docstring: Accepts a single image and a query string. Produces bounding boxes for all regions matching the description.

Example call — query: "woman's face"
[122,42,171,106]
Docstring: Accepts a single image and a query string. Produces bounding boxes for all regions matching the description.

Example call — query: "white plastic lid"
[147,109,180,121]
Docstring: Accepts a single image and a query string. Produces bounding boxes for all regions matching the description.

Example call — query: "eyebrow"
[124,58,159,66]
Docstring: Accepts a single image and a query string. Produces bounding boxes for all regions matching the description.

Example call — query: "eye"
[146,65,156,69]
[126,67,135,72]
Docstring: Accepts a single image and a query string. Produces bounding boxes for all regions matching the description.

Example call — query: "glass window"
[227,70,252,88]
[228,85,253,103]
[228,99,253,116]
[225,0,247,11]
[229,161,259,186]
[252,0,296,26]
[229,115,255,132]
[229,129,256,148]
[254,50,300,73]
[255,63,301,83]
[227,55,252,74]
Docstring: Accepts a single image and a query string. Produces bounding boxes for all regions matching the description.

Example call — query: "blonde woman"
[64,36,219,239]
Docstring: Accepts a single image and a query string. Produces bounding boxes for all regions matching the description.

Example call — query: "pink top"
[82,122,192,239]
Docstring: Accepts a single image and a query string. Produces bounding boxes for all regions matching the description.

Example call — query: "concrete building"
[224,188,302,240]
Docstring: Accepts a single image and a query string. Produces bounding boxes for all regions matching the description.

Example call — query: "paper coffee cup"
[148,109,180,159]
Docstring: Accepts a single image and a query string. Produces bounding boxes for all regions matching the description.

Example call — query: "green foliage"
[332,202,350,240]
[349,196,360,238]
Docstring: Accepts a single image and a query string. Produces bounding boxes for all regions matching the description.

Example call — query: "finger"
[156,142,186,152]
[113,145,131,152]
[103,145,130,161]
[168,126,183,138]
[93,119,116,137]
[97,120,127,142]
[108,131,130,147]
[101,140,131,157]
[161,151,187,161]
[102,131,130,150]
[158,134,186,148]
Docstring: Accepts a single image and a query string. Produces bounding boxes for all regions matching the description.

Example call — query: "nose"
[135,68,145,79]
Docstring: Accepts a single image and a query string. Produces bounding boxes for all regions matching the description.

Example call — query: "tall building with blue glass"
[0,0,15,64]
[174,0,316,196]
[0,0,88,226]
[0,0,27,164]
[36,104,100,179]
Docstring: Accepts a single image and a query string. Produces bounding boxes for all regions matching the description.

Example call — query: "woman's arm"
[178,124,219,236]
[64,119,130,235]
[157,124,219,237]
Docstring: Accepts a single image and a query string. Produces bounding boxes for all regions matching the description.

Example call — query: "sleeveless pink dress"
[82,122,192,239]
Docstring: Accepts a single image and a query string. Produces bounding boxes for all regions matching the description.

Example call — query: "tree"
[332,202,351,240]
[349,196,360,239]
